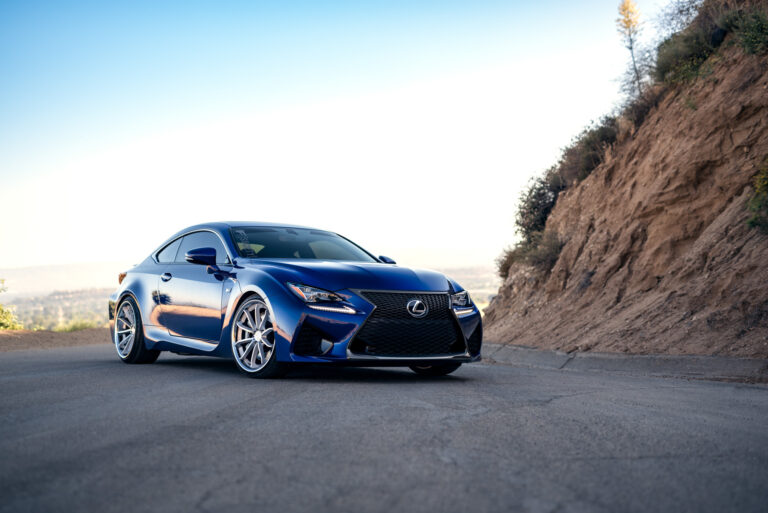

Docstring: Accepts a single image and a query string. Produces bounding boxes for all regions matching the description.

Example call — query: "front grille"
[349,291,465,357]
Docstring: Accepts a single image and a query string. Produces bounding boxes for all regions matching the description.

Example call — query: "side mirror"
[379,255,396,264]
[185,247,217,266]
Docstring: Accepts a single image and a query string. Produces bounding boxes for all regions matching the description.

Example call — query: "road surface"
[1,345,767,513]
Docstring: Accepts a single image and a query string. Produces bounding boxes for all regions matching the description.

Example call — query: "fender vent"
[293,323,327,356]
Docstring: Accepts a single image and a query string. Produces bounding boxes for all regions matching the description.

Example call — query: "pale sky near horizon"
[0,0,669,272]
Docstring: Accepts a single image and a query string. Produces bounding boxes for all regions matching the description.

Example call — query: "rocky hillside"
[485,35,768,357]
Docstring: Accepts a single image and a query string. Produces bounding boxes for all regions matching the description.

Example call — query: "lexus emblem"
[406,299,428,318]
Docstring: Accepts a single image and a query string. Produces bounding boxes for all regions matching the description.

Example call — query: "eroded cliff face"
[484,44,768,357]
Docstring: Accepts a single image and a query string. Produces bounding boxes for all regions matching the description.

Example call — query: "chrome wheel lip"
[114,300,136,359]
[231,298,276,373]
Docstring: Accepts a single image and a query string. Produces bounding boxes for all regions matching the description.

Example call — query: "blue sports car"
[109,222,482,378]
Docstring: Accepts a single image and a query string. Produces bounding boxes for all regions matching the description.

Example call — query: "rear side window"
[156,238,181,263]
[175,231,229,264]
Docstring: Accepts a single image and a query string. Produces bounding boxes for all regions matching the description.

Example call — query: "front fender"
[216,269,303,360]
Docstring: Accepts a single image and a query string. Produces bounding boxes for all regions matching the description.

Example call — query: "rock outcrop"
[485,43,768,358]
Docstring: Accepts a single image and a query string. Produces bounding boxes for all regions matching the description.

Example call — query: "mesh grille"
[349,291,465,357]
[359,291,453,320]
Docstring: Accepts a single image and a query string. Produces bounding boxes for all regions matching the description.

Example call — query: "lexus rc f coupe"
[108,223,482,378]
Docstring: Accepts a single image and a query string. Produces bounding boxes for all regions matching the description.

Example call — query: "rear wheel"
[231,297,286,378]
[409,362,462,376]
[114,297,159,364]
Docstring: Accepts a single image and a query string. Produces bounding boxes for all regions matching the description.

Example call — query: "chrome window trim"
[153,237,183,264]
[153,229,234,265]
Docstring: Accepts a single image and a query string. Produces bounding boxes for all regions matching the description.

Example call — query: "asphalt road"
[1,345,767,513]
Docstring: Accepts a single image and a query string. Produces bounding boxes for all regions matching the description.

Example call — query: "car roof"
[163,221,324,244]
[221,221,319,230]
[153,222,329,259]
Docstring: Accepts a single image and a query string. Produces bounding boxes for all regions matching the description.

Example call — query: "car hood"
[239,259,452,292]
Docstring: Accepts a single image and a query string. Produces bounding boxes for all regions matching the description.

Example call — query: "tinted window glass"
[156,238,181,263]
[176,231,229,264]
[230,227,376,262]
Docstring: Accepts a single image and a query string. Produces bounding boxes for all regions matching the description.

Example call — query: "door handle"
[161,273,172,282]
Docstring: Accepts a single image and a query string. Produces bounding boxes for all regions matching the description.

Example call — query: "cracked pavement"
[1,345,767,513]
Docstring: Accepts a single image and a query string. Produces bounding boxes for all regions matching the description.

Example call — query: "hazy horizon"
[0,260,499,298]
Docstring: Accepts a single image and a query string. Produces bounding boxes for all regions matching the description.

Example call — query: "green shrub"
[53,318,102,333]
[655,26,718,83]
[495,231,564,278]
[653,0,736,84]
[655,6,768,83]
[724,11,768,55]
[622,86,662,127]
[559,116,618,184]
[0,279,23,330]
[0,306,23,330]
[495,245,523,279]
[717,9,745,32]
[515,172,563,244]
[524,231,565,272]
[514,116,617,250]
[748,159,768,233]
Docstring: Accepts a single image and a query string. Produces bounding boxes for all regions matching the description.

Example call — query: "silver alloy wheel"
[232,299,275,372]
[114,301,136,359]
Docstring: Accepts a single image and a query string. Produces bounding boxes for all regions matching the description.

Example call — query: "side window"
[156,238,182,263]
[175,232,229,264]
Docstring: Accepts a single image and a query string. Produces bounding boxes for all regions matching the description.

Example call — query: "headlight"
[288,283,344,303]
[450,290,472,307]
[288,283,357,314]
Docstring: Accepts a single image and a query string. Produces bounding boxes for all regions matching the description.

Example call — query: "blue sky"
[2,1,537,153]
[0,0,668,273]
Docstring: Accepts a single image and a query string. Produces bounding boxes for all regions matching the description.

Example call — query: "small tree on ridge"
[617,0,643,95]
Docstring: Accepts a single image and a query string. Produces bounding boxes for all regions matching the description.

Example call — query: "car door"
[157,231,231,343]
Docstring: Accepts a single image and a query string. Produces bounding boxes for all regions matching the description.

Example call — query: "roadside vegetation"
[0,279,23,330]
[748,159,768,233]
[0,287,109,332]
[497,0,768,278]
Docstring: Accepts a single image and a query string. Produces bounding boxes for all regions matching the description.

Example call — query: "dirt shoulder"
[0,328,110,352]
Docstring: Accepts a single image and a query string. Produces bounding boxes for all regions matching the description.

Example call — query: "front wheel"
[409,362,462,376]
[231,297,287,379]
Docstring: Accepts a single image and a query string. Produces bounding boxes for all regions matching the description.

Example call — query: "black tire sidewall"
[116,296,159,364]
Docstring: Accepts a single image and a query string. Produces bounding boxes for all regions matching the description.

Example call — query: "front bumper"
[283,289,482,365]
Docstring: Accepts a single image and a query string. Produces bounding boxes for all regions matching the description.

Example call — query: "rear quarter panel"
[111,257,162,331]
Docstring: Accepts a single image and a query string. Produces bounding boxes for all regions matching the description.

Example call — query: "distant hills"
[0,262,135,299]
[0,262,498,330]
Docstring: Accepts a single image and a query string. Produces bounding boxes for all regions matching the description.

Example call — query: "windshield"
[230,227,378,262]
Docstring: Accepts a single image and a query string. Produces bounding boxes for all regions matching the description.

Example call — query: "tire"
[114,296,160,364]
[409,362,462,376]
[231,296,287,379]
